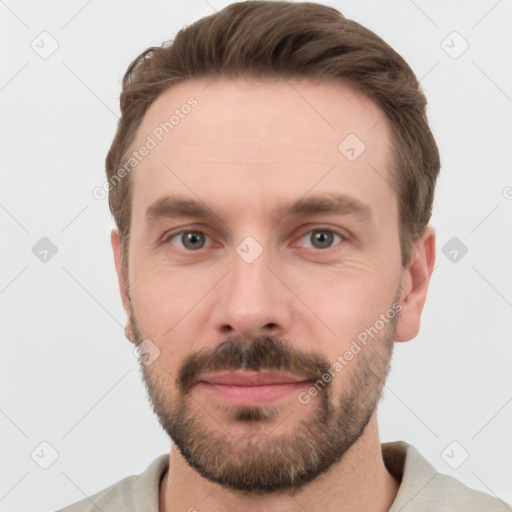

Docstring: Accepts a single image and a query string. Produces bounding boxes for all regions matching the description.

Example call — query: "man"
[59,1,510,511]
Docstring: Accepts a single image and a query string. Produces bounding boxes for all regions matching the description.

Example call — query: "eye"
[297,229,344,250]
[166,230,212,251]
[164,228,344,252]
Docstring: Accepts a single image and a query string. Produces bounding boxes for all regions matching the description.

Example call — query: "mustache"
[177,335,331,394]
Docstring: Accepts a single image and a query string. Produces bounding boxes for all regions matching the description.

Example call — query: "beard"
[131,299,397,493]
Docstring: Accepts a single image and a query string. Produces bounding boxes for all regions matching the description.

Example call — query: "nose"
[210,242,293,341]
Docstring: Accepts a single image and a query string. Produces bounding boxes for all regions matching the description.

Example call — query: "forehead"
[128,77,396,225]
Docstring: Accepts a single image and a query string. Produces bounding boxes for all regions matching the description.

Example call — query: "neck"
[160,413,399,512]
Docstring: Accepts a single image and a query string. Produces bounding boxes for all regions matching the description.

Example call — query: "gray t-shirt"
[56,441,511,511]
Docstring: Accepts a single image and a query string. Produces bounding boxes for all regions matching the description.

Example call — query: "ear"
[111,229,135,342]
[395,225,436,342]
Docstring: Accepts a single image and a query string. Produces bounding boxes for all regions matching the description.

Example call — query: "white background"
[1,1,511,510]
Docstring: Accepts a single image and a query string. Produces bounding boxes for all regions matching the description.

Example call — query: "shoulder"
[384,441,511,512]
[428,472,511,511]
[55,454,169,512]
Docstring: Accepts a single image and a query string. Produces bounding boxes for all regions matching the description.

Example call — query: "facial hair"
[132,300,397,493]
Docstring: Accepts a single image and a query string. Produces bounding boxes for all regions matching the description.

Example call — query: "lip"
[195,371,311,406]
[198,370,308,386]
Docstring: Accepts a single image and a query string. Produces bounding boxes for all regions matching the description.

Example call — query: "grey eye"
[171,231,208,250]
[299,230,342,250]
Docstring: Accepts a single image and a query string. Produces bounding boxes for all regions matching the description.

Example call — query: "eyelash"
[161,227,346,252]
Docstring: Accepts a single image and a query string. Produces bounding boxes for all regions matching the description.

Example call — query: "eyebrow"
[145,193,373,227]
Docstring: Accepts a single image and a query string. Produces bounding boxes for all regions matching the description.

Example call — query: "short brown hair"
[106,0,440,273]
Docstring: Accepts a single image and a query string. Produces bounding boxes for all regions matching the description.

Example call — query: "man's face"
[114,78,409,491]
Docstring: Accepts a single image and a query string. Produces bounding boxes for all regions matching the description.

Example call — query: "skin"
[111,77,435,512]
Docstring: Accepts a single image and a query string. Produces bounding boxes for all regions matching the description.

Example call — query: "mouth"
[195,370,312,406]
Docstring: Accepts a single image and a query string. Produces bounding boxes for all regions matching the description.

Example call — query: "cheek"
[131,265,217,372]
[294,260,397,333]
[132,259,208,325]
